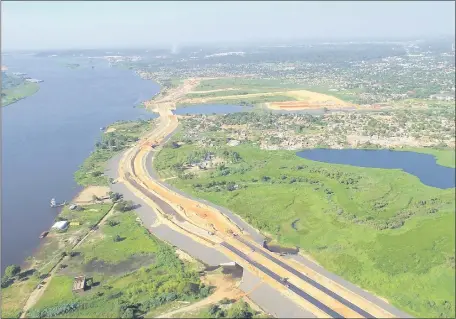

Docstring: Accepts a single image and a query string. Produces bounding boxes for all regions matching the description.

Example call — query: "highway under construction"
[110,79,411,319]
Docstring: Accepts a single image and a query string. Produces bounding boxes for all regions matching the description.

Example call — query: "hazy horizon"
[1,1,455,51]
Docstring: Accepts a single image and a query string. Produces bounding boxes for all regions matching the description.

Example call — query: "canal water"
[1,55,159,271]
[296,149,455,189]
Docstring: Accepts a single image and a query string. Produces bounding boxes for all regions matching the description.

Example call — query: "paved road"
[240,269,316,318]
[111,112,413,318]
[286,254,411,318]
[105,152,315,318]
[145,151,265,244]
[105,153,227,266]
[235,237,374,318]
[221,242,343,318]
[143,129,412,319]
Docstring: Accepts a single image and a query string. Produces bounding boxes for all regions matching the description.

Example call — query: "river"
[297,148,455,189]
[1,55,159,271]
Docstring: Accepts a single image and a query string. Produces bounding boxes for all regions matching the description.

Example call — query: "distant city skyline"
[1,1,455,50]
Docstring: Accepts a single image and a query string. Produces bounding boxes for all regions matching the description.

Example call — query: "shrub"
[28,302,79,318]
[115,200,135,212]
[4,264,21,279]
[209,304,220,316]
[107,220,120,227]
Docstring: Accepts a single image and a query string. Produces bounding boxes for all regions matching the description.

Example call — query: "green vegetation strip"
[171,299,269,318]
[154,134,455,318]
[1,82,40,107]
[75,119,155,186]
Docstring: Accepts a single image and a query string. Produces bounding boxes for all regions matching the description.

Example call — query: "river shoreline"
[1,56,161,271]
[2,82,40,107]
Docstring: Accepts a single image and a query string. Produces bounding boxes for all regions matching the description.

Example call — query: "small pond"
[173,104,252,115]
[296,149,455,189]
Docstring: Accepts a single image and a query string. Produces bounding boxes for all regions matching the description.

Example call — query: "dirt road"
[19,206,115,317]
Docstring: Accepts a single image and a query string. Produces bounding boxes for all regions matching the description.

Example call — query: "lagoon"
[296,149,455,189]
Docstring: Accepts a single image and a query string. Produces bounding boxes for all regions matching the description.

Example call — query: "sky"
[1,1,455,50]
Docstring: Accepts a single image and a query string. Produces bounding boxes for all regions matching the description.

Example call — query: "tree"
[107,220,119,227]
[227,301,253,319]
[92,195,100,203]
[208,304,220,316]
[113,235,122,242]
[4,264,21,279]
[109,192,122,202]
[115,200,135,212]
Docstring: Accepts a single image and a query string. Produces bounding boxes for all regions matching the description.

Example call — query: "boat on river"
[39,231,49,239]
[50,198,66,208]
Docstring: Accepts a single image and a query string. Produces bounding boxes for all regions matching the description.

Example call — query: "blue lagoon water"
[296,149,455,189]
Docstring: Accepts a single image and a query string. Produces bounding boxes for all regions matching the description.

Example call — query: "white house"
[52,221,69,231]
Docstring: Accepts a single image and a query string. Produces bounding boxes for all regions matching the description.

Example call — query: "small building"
[69,204,78,210]
[227,140,240,147]
[51,221,69,231]
[72,276,86,293]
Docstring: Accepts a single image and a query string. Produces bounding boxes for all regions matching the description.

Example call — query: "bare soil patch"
[73,186,110,204]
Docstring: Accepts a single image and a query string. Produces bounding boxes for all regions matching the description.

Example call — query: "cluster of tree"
[1,72,24,90]
[108,191,123,202]
[207,300,255,319]
[1,264,21,288]
[220,149,242,163]
[115,200,135,212]
[193,180,241,192]
[95,132,139,152]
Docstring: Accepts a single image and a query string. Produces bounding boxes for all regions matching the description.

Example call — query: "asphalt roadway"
[106,115,413,318]
[143,127,412,319]
[104,152,315,318]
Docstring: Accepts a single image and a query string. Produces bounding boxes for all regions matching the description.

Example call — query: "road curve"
[113,95,412,318]
[142,116,411,319]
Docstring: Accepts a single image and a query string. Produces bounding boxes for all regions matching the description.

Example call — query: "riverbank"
[2,116,261,319]
[2,55,162,272]
[153,117,455,318]
[2,119,157,317]
[74,119,159,186]
[2,81,40,107]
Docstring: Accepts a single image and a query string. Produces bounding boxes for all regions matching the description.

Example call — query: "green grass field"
[26,211,211,318]
[154,138,455,318]
[1,277,41,319]
[0,203,112,318]
[1,82,40,107]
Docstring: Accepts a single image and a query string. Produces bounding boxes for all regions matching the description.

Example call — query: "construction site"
[111,79,411,319]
